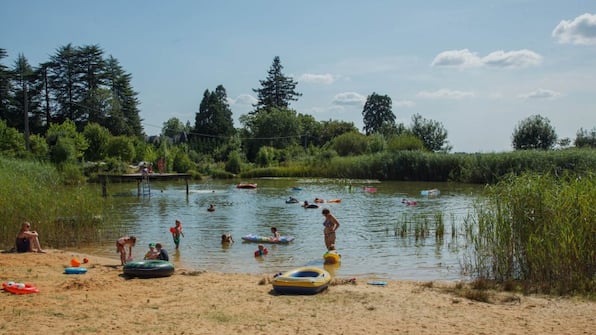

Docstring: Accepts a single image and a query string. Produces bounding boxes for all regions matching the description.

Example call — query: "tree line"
[1,45,594,177]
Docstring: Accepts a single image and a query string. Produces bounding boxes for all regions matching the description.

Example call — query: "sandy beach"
[1,250,594,335]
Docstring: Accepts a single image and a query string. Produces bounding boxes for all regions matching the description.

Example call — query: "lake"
[78,178,484,281]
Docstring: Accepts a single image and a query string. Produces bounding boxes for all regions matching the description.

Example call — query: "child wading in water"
[170,219,184,249]
[254,244,268,257]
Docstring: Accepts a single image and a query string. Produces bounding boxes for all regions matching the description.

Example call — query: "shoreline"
[1,249,594,335]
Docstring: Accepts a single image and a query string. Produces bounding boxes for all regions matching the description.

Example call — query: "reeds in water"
[0,158,115,249]
[467,171,595,294]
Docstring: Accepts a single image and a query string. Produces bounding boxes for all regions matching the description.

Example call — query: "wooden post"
[186,177,189,196]
[101,175,107,197]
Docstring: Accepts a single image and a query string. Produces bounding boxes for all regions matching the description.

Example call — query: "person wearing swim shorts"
[172,219,184,249]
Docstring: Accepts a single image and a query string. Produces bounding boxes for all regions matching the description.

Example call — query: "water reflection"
[75,179,483,281]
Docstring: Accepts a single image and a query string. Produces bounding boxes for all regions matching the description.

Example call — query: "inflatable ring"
[64,267,88,274]
[123,260,175,278]
[323,252,341,264]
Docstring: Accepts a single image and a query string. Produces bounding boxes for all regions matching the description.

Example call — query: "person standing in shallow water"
[322,208,340,249]
[171,219,184,249]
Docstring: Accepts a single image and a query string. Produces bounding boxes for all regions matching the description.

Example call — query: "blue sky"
[2,0,595,152]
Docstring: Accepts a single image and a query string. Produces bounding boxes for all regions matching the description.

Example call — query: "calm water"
[77,178,483,281]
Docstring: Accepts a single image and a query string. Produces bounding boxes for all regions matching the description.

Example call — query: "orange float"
[2,281,39,294]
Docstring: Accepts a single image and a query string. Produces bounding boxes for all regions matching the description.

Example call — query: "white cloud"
[482,49,542,68]
[394,100,415,108]
[331,92,366,106]
[298,73,335,85]
[518,88,562,100]
[432,49,542,69]
[431,49,482,68]
[416,89,474,100]
[228,94,257,106]
[553,13,596,45]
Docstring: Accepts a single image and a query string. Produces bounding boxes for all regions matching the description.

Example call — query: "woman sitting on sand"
[16,221,45,253]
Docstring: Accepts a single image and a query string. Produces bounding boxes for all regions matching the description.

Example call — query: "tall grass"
[466,171,595,294]
[239,148,596,184]
[0,157,115,250]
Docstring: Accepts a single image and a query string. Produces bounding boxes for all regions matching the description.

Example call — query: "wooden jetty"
[98,173,192,197]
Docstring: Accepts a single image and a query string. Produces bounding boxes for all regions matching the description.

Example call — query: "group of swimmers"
[16,205,342,266]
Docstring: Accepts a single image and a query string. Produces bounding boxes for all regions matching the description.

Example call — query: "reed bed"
[238,148,596,184]
[0,157,115,250]
[466,171,595,294]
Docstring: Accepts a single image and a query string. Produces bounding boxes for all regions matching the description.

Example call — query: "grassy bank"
[0,157,116,250]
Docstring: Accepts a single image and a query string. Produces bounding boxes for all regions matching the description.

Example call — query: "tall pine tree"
[252,56,301,113]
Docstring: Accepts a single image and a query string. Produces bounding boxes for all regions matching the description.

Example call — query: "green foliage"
[28,134,49,160]
[241,107,301,161]
[172,147,194,173]
[367,133,387,153]
[512,114,557,150]
[103,157,129,174]
[574,127,596,148]
[106,136,135,162]
[252,56,301,110]
[387,133,425,152]
[331,132,368,156]
[162,117,188,139]
[0,157,113,249]
[225,150,243,174]
[468,172,595,294]
[0,119,26,157]
[362,92,395,135]
[83,123,110,161]
[132,138,157,164]
[460,149,596,184]
[318,120,359,145]
[58,163,86,185]
[410,113,452,152]
[194,85,235,154]
[50,137,76,164]
[255,146,277,167]
[46,119,88,161]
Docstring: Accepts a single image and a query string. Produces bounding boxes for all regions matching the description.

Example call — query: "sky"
[2,0,595,153]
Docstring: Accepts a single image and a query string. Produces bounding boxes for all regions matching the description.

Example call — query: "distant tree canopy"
[574,127,596,148]
[512,115,557,150]
[410,113,452,152]
[252,56,301,112]
[0,44,143,139]
[362,92,395,135]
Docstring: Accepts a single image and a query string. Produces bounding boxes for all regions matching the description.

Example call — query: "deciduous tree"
[410,113,452,152]
[511,115,557,150]
[362,92,395,135]
[574,127,596,148]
